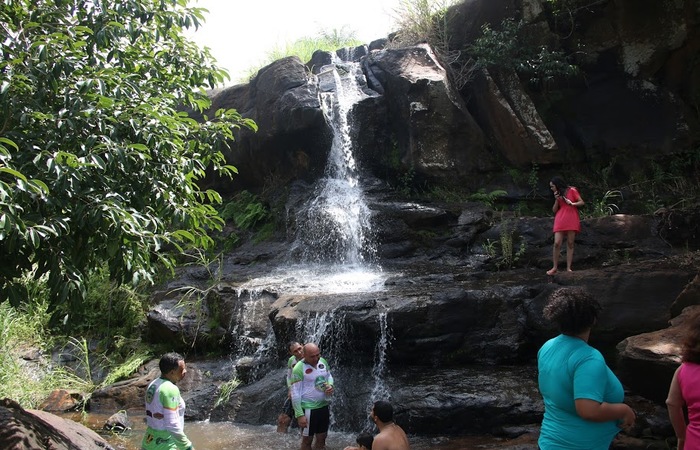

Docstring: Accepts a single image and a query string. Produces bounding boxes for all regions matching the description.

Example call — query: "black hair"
[550,176,568,196]
[159,352,184,375]
[543,287,601,335]
[356,432,374,449]
[287,341,301,351]
[373,400,393,423]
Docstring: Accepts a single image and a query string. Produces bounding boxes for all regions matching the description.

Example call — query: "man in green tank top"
[277,341,304,433]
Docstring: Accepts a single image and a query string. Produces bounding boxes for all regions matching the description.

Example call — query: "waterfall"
[239,59,386,295]
[291,308,394,432]
[228,59,394,431]
[291,61,376,266]
[225,289,277,382]
[369,312,392,403]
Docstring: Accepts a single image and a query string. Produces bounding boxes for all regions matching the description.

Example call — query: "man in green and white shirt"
[142,352,194,450]
[277,341,304,433]
[291,342,334,450]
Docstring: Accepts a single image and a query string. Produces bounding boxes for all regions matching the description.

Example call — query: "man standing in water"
[142,352,195,450]
[291,342,334,450]
[370,400,410,450]
[277,340,304,433]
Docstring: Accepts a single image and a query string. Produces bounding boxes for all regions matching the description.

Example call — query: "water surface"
[84,413,536,450]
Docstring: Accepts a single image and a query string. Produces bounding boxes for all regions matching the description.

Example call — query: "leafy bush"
[220,191,270,231]
[470,18,579,89]
[50,265,148,334]
[468,189,508,209]
[214,377,241,408]
[586,190,623,218]
[0,0,257,315]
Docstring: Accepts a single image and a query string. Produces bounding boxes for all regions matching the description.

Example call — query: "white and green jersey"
[290,357,334,418]
[142,377,192,450]
[286,355,301,388]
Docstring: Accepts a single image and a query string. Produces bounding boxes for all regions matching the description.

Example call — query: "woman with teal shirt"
[537,288,636,449]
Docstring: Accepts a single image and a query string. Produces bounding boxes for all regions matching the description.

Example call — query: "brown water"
[72,413,536,450]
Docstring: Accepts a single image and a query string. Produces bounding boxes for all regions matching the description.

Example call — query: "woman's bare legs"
[548,231,564,275]
[566,231,576,271]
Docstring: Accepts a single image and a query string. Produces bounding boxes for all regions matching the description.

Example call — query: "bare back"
[372,424,410,450]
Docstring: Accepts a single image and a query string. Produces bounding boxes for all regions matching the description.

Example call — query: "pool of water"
[74,413,536,450]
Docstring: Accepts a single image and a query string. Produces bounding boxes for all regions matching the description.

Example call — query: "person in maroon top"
[666,309,700,449]
[547,176,585,275]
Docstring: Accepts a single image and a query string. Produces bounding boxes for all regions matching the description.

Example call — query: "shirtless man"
[370,400,410,450]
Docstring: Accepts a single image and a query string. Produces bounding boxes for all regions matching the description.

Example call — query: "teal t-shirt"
[537,334,624,450]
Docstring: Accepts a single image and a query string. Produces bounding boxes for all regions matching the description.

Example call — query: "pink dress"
[553,187,581,233]
[678,362,700,448]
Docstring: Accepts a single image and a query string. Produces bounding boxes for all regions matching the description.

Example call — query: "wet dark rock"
[103,410,131,433]
[389,366,542,435]
[616,305,700,403]
[361,44,494,184]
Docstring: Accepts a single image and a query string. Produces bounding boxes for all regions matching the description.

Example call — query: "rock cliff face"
[203,0,698,192]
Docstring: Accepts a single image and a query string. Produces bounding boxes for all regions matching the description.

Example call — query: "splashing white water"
[239,263,386,295]
[291,61,377,266]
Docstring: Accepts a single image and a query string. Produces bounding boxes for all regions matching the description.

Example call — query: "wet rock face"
[616,305,700,403]
[358,44,495,183]
[201,0,698,195]
[204,56,331,193]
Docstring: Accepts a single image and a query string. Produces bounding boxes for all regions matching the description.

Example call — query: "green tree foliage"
[0,0,257,313]
[470,18,579,89]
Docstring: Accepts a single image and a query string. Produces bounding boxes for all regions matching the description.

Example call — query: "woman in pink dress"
[666,310,700,450]
[547,176,585,275]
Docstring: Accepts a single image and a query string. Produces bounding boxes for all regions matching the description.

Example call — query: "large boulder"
[361,44,495,186]
[616,305,700,403]
[203,56,332,193]
[0,398,114,450]
[469,68,559,167]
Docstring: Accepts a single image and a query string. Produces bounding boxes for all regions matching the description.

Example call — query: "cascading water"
[291,61,375,266]
[239,59,386,295]
[224,289,278,382]
[230,58,394,430]
[369,312,392,404]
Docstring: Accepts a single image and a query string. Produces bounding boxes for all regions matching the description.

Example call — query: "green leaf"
[0,137,19,151]
[0,167,28,182]
[171,229,195,243]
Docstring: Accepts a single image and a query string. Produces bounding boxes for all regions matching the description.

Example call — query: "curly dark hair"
[543,287,601,335]
[682,310,700,363]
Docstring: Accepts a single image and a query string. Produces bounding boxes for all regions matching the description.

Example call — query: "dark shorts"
[306,405,330,436]
[282,397,293,418]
